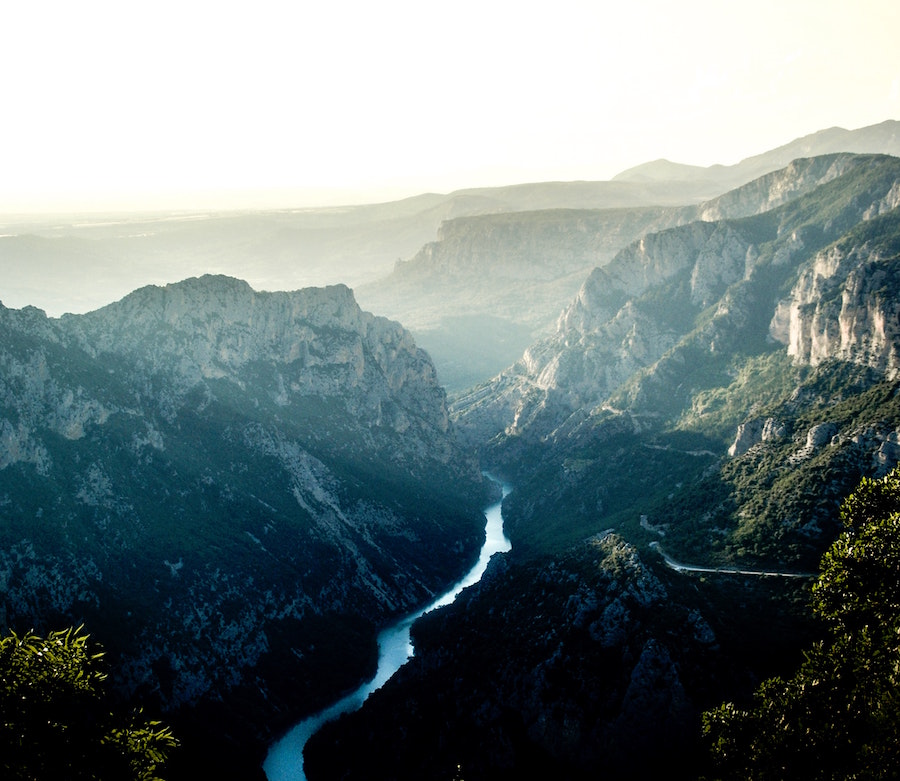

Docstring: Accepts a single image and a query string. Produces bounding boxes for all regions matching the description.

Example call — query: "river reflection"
[263,480,511,781]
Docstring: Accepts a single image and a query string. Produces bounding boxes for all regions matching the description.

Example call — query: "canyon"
[0,277,488,776]
[2,121,900,779]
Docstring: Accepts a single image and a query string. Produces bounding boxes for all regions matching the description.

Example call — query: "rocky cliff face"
[451,215,760,447]
[453,155,900,449]
[0,275,486,771]
[357,155,868,393]
[66,276,452,437]
[773,218,900,378]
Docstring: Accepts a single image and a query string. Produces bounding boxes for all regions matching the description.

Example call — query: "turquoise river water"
[263,482,511,781]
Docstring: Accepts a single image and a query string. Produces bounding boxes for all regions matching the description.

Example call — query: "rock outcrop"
[773,222,900,378]
[453,155,900,450]
[0,275,486,769]
[728,417,789,457]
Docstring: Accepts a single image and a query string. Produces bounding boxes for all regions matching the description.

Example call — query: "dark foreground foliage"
[1,625,178,780]
[704,467,900,780]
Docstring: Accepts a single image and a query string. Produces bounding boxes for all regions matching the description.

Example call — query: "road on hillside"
[649,542,816,579]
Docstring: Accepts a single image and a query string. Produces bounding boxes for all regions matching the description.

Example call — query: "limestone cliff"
[358,155,872,392]
[67,276,452,437]
[453,155,900,449]
[0,276,486,769]
[772,216,900,378]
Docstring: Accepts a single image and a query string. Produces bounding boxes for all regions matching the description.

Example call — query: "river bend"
[263,481,511,781]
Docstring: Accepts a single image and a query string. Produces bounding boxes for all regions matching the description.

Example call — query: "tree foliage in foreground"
[703,467,900,780]
[1,624,178,780]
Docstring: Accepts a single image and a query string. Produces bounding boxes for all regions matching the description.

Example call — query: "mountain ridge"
[358,154,870,391]
[305,148,900,781]
[0,276,488,776]
[450,153,900,446]
[4,121,898,324]
[613,119,900,186]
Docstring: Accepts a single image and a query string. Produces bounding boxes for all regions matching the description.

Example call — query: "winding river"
[263,481,512,781]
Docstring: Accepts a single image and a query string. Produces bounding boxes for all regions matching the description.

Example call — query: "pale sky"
[1,0,898,213]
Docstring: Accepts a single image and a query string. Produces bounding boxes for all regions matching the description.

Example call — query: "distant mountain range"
[3,120,898,328]
[612,119,900,186]
[3,120,900,780]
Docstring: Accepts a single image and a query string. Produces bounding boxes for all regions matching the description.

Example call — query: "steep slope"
[457,152,900,565]
[0,275,487,776]
[355,206,680,390]
[453,154,900,456]
[304,527,813,781]
[305,534,743,781]
[359,154,863,391]
[305,154,900,781]
[779,211,900,373]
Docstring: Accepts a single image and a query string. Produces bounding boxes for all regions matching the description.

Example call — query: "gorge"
[300,150,900,779]
[3,122,900,780]
[0,276,489,777]
[264,481,511,781]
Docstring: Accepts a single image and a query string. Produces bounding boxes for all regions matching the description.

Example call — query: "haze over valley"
[4,120,900,779]
[4,1,900,779]
[4,120,900,393]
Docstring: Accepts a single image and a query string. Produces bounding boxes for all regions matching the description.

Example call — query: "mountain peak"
[611,158,714,183]
[165,273,255,295]
[612,120,900,189]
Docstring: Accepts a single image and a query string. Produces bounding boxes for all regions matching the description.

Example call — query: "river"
[263,480,512,781]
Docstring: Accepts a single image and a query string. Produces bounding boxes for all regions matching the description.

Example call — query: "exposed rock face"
[728,417,789,457]
[355,209,685,391]
[358,155,868,392]
[775,238,900,378]
[696,154,860,221]
[66,276,452,436]
[451,224,706,444]
[453,215,765,447]
[0,275,485,764]
[453,155,900,450]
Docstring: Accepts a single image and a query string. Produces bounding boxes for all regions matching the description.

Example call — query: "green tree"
[702,468,900,780]
[1,624,178,780]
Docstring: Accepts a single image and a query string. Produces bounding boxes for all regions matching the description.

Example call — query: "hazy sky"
[2,0,898,212]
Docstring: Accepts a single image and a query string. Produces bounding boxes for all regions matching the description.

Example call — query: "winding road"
[649,541,816,579]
